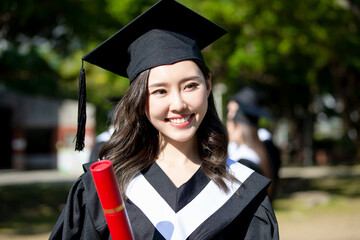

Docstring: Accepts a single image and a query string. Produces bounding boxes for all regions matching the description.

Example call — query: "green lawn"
[273,177,360,240]
[0,183,73,235]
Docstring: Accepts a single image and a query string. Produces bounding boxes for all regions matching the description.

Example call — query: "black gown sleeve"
[245,195,279,240]
[49,171,110,240]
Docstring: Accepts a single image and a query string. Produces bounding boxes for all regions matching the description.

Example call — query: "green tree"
[0,0,127,131]
[181,0,360,164]
[1,0,359,163]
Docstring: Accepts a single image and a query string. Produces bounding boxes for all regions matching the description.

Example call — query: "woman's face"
[226,100,242,143]
[146,60,211,144]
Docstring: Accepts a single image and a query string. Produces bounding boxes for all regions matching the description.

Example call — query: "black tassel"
[75,61,87,151]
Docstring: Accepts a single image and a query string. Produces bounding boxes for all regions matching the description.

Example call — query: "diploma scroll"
[90,160,134,240]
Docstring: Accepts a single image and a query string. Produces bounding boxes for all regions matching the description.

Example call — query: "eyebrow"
[148,76,202,88]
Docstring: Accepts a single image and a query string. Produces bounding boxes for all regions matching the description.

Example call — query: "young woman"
[226,86,281,200]
[50,1,279,239]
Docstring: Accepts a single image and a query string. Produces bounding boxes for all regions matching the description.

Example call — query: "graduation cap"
[75,0,227,151]
[231,86,274,126]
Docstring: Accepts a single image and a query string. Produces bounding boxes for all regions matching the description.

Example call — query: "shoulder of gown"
[214,196,279,240]
[49,162,110,240]
[213,194,279,240]
[201,160,279,240]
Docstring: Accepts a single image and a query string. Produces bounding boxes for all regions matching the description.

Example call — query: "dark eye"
[151,89,167,95]
[185,82,199,90]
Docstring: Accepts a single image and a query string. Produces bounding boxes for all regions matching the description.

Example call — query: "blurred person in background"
[89,96,121,163]
[226,86,281,200]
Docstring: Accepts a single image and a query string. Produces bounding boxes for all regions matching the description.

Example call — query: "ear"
[206,74,212,97]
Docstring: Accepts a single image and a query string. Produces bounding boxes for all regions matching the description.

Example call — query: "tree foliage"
[1,0,359,163]
[181,0,360,162]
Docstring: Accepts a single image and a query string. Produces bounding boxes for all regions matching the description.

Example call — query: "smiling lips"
[166,114,194,127]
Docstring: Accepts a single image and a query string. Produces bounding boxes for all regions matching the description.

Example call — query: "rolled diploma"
[90,160,134,240]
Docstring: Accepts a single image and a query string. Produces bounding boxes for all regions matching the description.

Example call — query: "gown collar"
[141,162,210,213]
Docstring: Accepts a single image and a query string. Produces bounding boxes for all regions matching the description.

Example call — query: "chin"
[163,132,197,144]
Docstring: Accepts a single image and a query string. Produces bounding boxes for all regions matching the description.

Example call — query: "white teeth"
[169,115,190,124]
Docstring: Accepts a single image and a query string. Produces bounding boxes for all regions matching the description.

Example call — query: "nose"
[169,91,187,112]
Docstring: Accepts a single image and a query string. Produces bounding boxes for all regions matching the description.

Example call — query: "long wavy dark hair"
[99,60,237,197]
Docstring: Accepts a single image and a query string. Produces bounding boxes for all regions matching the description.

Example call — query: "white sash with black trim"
[126,159,253,240]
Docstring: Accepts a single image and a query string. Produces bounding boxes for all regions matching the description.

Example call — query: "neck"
[156,134,201,167]
[155,135,202,187]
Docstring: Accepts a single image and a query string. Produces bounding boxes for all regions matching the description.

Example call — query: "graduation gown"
[50,159,279,240]
[227,142,262,174]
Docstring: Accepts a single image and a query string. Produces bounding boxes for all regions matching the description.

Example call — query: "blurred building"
[0,89,95,174]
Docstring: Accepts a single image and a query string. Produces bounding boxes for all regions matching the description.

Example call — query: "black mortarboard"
[75,0,227,150]
[231,86,273,126]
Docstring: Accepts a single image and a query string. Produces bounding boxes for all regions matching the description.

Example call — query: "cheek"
[193,95,208,122]
[146,97,167,120]
[191,90,208,108]
[227,102,239,119]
